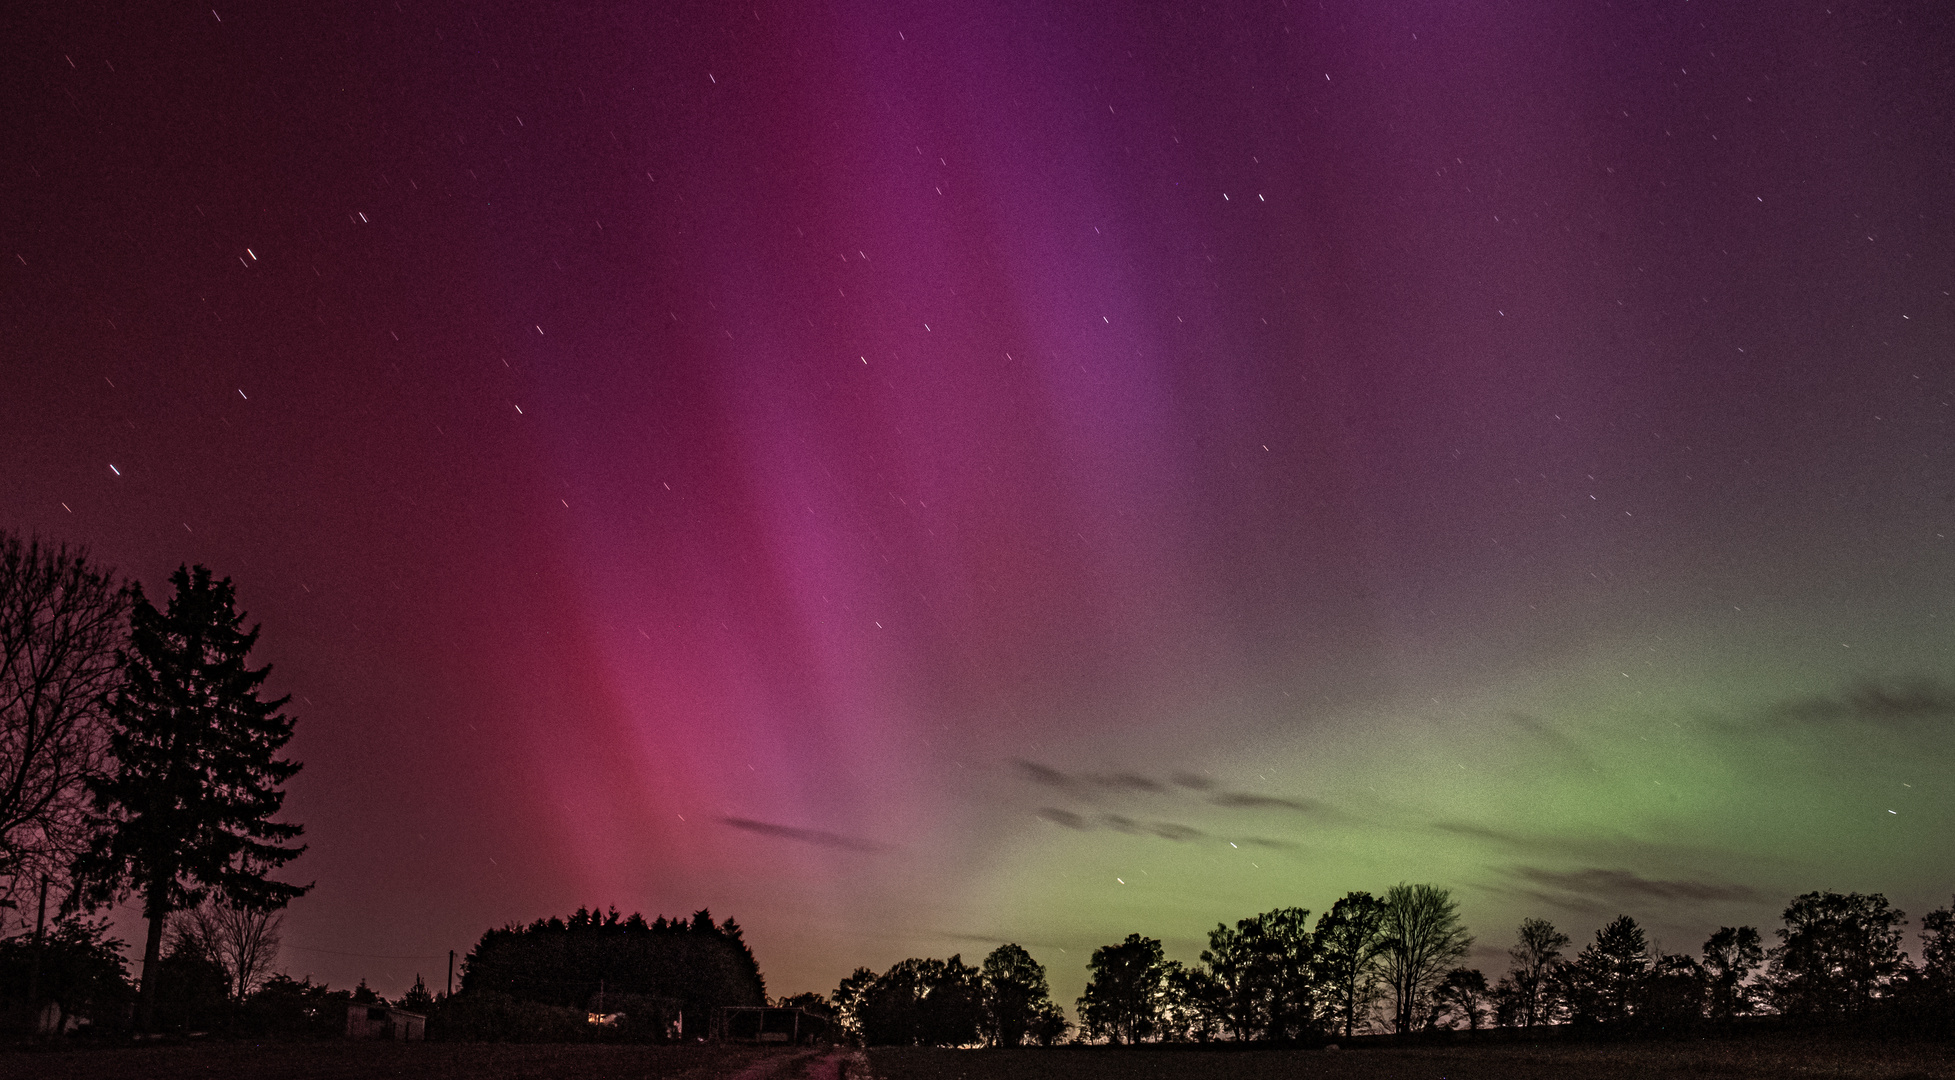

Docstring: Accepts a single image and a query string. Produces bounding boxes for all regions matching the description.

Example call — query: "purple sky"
[4,0,1952,1005]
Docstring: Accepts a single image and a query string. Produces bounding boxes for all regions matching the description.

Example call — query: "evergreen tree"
[1561,915,1650,1026]
[74,566,308,1031]
[460,906,766,1024]
[398,974,436,1012]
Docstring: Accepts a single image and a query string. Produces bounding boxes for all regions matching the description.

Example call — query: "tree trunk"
[138,884,167,1034]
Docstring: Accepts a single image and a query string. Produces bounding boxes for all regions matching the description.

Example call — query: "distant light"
[109,464,120,475]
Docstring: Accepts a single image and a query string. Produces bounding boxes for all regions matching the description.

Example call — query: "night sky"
[4,0,1952,1005]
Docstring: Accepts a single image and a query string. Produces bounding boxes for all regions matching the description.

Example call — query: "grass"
[3,1038,1945,1080]
[865,1038,1955,1080]
[0,1040,790,1080]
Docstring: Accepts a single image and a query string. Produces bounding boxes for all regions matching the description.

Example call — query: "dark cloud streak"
[721,818,882,853]
[1511,866,1762,904]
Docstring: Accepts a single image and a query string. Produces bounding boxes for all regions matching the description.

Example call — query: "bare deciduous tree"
[0,533,125,914]
[171,899,285,1002]
[1377,882,1473,1033]
[1499,916,1571,1027]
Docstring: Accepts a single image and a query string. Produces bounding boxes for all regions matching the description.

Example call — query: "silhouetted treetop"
[461,905,765,1019]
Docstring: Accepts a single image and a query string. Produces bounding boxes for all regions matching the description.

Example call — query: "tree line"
[9,531,1953,1046]
[812,882,1955,1046]
[0,533,308,1033]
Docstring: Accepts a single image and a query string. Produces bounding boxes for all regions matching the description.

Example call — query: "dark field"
[867,1040,1955,1080]
[0,1042,839,1080]
[2,1040,1949,1080]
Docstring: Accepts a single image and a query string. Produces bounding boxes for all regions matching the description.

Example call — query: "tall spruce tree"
[76,565,308,1031]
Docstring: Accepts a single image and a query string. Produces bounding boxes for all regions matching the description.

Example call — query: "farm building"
[714,1006,827,1044]
[346,1004,427,1040]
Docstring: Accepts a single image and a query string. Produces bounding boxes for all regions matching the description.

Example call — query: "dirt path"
[726,1047,868,1080]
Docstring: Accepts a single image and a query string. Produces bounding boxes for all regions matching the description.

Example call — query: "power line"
[282,942,449,960]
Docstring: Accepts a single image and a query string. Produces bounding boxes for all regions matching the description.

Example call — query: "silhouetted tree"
[1078,934,1171,1044]
[0,533,127,908]
[832,966,877,1042]
[461,906,765,1028]
[1251,907,1316,1040]
[1768,891,1908,1020]
[1163,963,1224,1042]
[1377,884,1471,1034]
[855,955,981,1046]
[1495,917,1569,1028]
[979,943,1056,1047]
[1198,907,1314,1040]
[1701,926,1763,1021]
[1920,898,1955,991]
[170,898,283,1003]
[1027,1002,1071,1045]
[776,990,834,1018]
[1199,918,1260,1040]
[1906,897,1955,1031]
[75,566,308,1032]
[236,973,352,1038]
[0,915,129,1030]
[1313,891,1387,1038]
[1638,951,1706,1032]
[352,978,381,1004]
[1431,967,1491,1030]
[1561,915,1649,1026]
[150,930,231,1032]
[398,974,436,1013]
[1922,899,1955,980]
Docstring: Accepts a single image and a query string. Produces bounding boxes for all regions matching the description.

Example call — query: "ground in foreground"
[867,1039,1952,1080]
[0,1041,790,1080]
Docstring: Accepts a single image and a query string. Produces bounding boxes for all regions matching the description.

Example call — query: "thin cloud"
[1034,808,1204,842]
[1512,866,1762,904]
[1093,772,1165,793]
[1428,822,1780,881]
[1148,822,1204,842]
[1036,808,1090,830]
[1016,760,1077,790]
[1504,712,1597,768]
[720,817,881,852]
[1015,758,1329,826]
[1207,791,1326,814]
[1013,760,1162,793]
[1432,820,1521,845]
[1766,680,1955,730]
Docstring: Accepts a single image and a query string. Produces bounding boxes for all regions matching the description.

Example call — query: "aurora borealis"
[3,0,1952,1006]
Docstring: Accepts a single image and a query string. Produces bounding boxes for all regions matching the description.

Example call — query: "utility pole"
[447,950,455,998]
